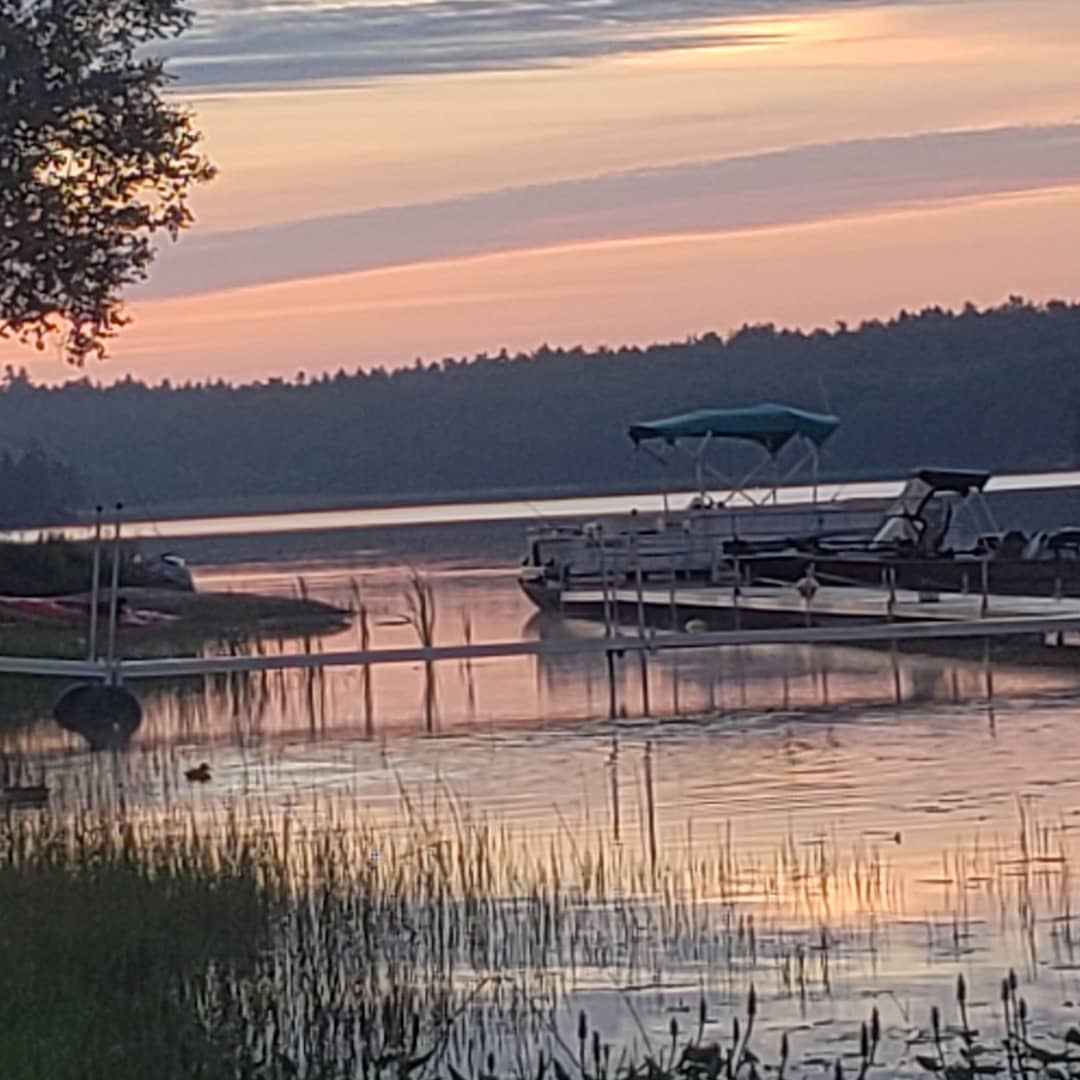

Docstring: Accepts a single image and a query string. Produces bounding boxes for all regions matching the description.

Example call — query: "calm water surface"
[10,555,1080,1070]
[11,464,1080,543]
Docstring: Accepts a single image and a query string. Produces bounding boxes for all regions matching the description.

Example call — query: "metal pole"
[609,737,621,843]
[87,505,103,662]
[633,526,646,637]
[105,502,124,685]
[643,741,657,883]
[732,554,741,631]
[606,649,617,718]
[632,527,651,715]
[980,558,989,618]
[983,636,994,705]
[638,651,650,716]
[598,528,613,638]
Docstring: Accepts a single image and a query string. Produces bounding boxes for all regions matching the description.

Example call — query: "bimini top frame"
[628,403,839,508]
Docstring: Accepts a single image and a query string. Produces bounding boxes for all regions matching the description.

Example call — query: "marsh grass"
[0,773,897,1078]
[0,812,276,1079]
[0,741,1076,1079]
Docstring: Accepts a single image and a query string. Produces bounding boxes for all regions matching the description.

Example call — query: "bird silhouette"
[185,762,211,783]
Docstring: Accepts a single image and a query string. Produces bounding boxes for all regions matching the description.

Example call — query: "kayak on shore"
[0,595,179,628]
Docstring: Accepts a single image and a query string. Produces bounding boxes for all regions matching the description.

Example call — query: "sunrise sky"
[10,0,1080,383]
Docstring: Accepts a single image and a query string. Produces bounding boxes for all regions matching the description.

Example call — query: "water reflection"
[6,558,1080,1069]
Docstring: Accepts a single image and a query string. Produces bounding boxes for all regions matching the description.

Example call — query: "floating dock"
[560,580,1080,632]
[2,598,1080,684]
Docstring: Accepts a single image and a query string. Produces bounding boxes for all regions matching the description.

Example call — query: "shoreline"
[0,588,349,661]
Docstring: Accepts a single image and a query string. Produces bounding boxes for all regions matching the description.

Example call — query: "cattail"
[957,974,967,1007]
[871,1006,880,1048]
[747,985,757,1021]
[860,1022,869,1062]
[931,1005,940,1037]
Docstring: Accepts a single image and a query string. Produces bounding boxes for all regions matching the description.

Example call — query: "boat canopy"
[628,404,839,454]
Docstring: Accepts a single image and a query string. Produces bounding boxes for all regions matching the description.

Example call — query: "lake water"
[12,463,1080,544]
[8,552,1080,1072]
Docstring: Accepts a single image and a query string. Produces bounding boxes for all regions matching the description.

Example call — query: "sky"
[10,0,1080,383]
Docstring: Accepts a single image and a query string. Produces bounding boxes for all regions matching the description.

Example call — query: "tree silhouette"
[0,0,215,362]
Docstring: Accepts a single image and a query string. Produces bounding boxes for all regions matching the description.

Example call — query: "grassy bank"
[0,536,166,597]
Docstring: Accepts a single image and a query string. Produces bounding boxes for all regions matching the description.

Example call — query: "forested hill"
[4,298,1080,519]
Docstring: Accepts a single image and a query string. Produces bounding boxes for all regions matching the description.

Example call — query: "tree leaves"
[0,0,215,363]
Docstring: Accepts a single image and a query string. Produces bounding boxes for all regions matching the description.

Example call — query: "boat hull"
[744,552,1080,599]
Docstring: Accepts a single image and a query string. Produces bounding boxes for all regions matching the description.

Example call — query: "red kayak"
[0,595,178,627]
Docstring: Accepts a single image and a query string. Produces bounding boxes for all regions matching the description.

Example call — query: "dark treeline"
[3,297,1080,520]
[0,446,84,527]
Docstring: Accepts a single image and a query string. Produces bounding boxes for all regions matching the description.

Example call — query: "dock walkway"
[2,601,1080,682]
[576,581,1080,624]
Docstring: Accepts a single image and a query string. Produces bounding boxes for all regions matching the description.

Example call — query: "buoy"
[53,683,143,751]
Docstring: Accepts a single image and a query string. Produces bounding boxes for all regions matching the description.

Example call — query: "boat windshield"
[869,469,990,555]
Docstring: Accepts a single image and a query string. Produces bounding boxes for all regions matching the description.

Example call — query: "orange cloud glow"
[12,183,1077,386]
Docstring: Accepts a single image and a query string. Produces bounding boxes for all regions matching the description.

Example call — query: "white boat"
[519,404,885,613]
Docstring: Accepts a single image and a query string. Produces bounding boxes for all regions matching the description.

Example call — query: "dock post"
[632,529,650,715]
[890,639,902,705]
[633,528,646,635]
[980,559,990,618]
[608,737,621,843]
[359,603,374,738]
[598,527,613,638]
[104,502,123,686]
[732,554,741,631]
[638,651,650,716]
[87,505,103,663]
[643,741,658,883]
[672,650,681,714]
[606,648,618,718]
